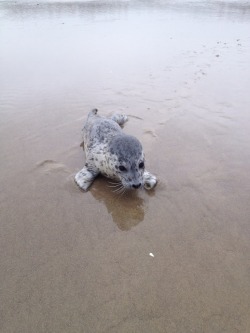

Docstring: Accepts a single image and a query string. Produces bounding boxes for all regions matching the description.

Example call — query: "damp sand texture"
[1,1,250,333]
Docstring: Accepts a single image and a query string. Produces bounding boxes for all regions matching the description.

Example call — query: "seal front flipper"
[143,170,157,190]
[74,165,99,191]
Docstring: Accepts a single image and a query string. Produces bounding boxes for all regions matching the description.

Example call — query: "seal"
[75,109,157,192]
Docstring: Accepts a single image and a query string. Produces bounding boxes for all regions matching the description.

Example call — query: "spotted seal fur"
[75,109,157,192]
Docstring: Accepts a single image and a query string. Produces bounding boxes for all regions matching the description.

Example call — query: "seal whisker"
[113,187,123,193]
[107,181,121,187]
[108,184,122,188]
[108,180,120,184]
[116,186,127,197]
[112,184,125,194]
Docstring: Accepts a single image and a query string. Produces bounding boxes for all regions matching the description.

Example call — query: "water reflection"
[89,177,145,231]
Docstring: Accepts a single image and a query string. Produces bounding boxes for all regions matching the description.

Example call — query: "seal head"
[108,134,145,189]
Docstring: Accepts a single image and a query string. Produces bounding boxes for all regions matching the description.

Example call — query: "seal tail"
[85,108,98,123]
[82,109,98,138]
[89,108,98,116]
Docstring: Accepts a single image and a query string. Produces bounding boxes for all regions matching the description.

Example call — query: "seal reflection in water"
[75,109,157,192]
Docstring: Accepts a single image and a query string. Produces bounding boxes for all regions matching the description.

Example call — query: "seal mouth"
[123,183,143,191]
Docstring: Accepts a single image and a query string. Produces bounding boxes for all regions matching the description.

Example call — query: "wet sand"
[1,1,250,332]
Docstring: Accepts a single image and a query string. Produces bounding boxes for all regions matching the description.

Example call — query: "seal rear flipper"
[110,114,128,126]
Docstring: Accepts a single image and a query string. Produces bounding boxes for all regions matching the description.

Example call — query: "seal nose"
[132,183,141,189]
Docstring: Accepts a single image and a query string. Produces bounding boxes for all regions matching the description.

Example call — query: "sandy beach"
[1,1,250,332]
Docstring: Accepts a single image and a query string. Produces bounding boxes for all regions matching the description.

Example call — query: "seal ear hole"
[139,162,145,169]
[119,166,127,172]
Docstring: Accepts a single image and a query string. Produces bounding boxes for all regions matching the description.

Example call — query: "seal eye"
[139,162,144,169]
[119,166,127,172]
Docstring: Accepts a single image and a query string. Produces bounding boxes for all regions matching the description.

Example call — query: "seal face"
[75,109,157,192]
[108,134,145,189]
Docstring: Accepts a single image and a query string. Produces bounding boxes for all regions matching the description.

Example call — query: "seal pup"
[75,109,157,192]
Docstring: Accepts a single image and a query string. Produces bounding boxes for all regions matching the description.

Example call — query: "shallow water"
[1,1,250,332]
